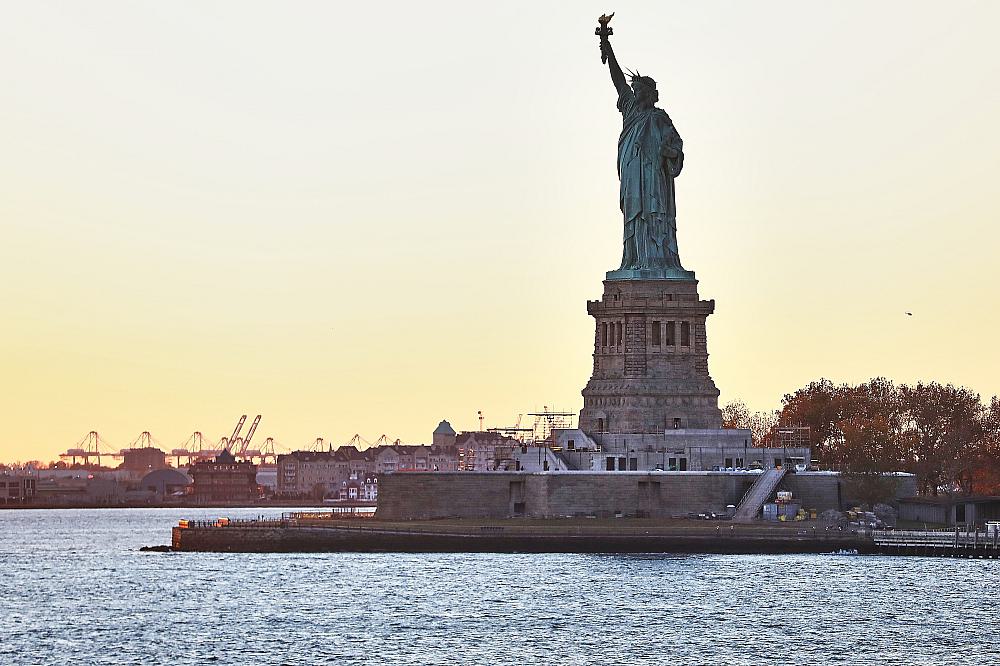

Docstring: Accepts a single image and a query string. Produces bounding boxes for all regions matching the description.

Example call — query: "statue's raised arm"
[596,14,629,97]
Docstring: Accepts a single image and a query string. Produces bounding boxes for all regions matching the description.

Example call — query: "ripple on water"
[1,508,997,666]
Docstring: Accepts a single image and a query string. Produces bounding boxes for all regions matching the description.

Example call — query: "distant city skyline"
[3,1,1000,462]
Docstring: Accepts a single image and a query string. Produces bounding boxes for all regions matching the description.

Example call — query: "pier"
[171,512,873,553]
[873,528,1000,558]
[167,513,1000,557]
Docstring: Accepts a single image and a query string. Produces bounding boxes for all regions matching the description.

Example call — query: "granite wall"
[377,471,917,520]
[377,472,757,520]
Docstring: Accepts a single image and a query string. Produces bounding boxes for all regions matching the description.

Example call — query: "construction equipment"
[487,413,533,442]
[235,415,261,458]
[528,406,576,444]
[59,431,118,467]
[226,415,247,453]
[171,431,208,466]
[121,431,159,454]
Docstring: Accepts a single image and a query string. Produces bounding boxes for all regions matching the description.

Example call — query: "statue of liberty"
[597,14,692,279]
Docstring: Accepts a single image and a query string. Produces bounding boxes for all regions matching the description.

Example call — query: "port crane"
[235,415,261,458]
[59,431,118,467]
[226,415,247,453]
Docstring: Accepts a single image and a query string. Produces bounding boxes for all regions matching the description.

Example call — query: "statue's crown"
[627,69,656,90]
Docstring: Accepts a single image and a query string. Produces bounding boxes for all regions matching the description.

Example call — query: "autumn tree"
[778,379,846,462]
[721,401,750,430]
[901,382,987,495]
[721,401,779,446]
[969,396,1000,495]
[773,376,998,497]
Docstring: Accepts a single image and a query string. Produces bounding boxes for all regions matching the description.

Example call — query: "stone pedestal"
[579,277,722,433]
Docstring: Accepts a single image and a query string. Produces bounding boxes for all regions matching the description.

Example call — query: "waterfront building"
[334,446,371,478]
[432,420,457,447]
[139,468,192,499]
[428,444,460,471]
[333,475,378,502]
[455,431,520,471]
[120,447,168,473]
[33,475,127,506]
[376,444,440,473]
[277,450,341,498]
[276,424,462,497]
[335,478,362,501]
[374,446,402,474]
[188,450,259,503]
[361,475,378,501]
[0,473,36,504]
[898,496,1000,527]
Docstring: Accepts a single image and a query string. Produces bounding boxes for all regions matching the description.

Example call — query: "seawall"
[172,518,872,554]
[375,471,916,521]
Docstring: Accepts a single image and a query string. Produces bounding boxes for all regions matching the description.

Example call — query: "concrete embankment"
[171,517,872,554]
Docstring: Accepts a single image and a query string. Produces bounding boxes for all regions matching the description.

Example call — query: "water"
[2,508,997,665]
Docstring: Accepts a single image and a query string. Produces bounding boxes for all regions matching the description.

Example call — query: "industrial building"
[898,496,1000,527]
[188,450,259,503]
[0,473,36,504]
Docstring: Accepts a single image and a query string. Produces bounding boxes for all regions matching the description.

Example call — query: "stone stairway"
[733,468,787,522]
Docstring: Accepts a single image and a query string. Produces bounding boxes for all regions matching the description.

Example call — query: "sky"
[2,1,999,462]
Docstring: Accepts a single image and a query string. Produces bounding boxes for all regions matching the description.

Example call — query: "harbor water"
[2,508,997,665]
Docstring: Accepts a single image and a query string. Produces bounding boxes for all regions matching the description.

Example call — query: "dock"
[873,528,1000,558]
[171,512,873,554]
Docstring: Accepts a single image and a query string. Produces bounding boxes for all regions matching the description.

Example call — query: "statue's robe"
[617,89,685,271]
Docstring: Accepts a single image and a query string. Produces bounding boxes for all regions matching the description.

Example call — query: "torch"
[595,13,614,63]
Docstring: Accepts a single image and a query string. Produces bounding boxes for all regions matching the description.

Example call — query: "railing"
[176,508,378,529]
[874,528,1000,548]
[181,519,867,539]
[285,508,375,520]
[177,517,289,529]
[733,468,786,521]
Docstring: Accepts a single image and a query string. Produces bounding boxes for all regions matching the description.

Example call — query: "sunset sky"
[3,1,999,462]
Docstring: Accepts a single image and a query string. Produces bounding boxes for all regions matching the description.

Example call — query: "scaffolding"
[772,426,811,450]
[528,406,576,445]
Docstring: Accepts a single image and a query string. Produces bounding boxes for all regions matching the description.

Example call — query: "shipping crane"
[235,415,261,458]
[258,437,279,465]
[60,431,119,467]
[226,415,247,453]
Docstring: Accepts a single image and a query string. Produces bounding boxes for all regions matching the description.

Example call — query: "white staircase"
[733,468,787,522]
